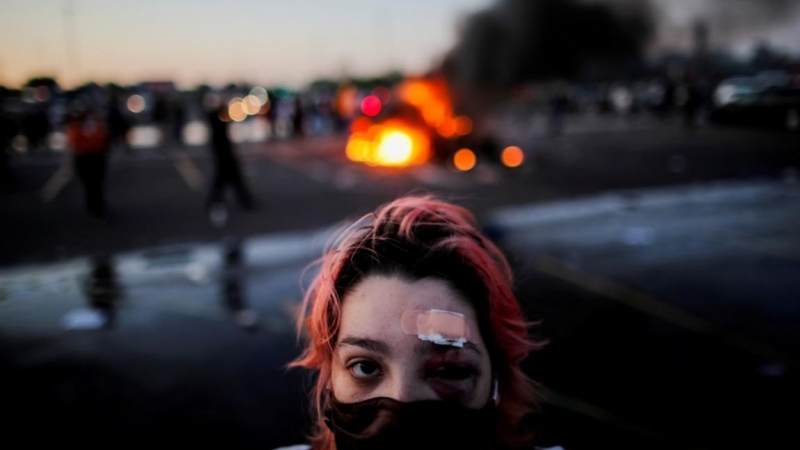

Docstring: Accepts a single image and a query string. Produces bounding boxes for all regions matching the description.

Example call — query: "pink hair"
[289,196,544,449]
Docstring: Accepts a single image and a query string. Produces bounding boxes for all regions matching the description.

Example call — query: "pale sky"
[0,0,493,89]
[3,0,798,90]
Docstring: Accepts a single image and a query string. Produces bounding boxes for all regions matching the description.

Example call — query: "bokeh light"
[453,148,476,171]
[47,132,68,151]
[127,94,145,113]
[243,95,261,115]
[361,95,382,117]
[402,82,429,106]
[183,121,209,146]
[249,86,269,106]
[376,131,413,166]
[228,98,247,122]
[346,133,370,162]
[436,118,457,138]
[501,146,524,168]
[421,103,446,126]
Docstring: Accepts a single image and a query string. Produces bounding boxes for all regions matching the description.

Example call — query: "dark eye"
[349,360,382,379]
[430,365,476,381]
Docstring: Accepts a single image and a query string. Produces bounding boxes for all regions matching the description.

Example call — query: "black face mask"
[324,396,497,450]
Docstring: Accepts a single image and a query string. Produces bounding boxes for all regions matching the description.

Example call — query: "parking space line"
[533,254,797,369]
[40,162,73,202]
[172,151,205,191]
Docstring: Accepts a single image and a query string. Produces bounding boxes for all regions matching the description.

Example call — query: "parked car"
[711,74,800,132]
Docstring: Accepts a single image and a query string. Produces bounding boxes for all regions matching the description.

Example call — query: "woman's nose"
[384,370,436,403]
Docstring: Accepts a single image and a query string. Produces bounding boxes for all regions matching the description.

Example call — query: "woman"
[287,196,545,450]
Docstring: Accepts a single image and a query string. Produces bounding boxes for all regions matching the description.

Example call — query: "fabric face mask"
[324,396,497,450]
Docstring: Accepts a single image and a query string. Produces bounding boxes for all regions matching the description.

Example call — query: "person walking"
[204,94,255,226]
[66,101,110,223]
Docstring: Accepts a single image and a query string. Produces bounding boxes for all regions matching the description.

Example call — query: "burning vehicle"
[344,76,525,172]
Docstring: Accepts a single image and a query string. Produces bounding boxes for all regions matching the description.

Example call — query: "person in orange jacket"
[66,101,110,221]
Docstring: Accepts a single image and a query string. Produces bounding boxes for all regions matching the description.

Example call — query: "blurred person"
[107,91,131,154]
[204,93,255,226]
[0,100,16,191]
[681,70,706,131]
[654,76,676,119]
[152,94,170,148]
[548,80,569,137]
[24,105,50,153]
[171,97,186,146]
[333,84,358,133]
[267,90,278,138]
[66,100,110,222]
[287,196,546,450]
[293,96,305,138]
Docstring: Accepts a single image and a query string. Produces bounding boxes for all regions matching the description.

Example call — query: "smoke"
[447,0,655,88]
[446,0,800,89]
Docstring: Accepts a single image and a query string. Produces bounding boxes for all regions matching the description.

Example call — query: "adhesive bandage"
[400,309,471,348]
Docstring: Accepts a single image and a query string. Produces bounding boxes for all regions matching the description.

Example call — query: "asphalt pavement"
[2,116,799,268]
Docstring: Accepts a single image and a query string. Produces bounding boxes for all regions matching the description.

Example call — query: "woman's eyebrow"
[415,340,482,357]
[338,336,482,357]
[338,336,391,355]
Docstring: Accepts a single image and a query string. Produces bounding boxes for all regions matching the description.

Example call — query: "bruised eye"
[349,360,382,379]
[429,365,477,381]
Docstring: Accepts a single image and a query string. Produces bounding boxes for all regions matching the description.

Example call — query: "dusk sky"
[2,0,799,90]
[0,0,492,89]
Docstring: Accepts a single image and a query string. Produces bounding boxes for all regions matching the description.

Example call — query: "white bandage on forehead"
[400,309,471,348]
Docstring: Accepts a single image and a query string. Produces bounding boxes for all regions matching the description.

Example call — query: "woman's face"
[331,274,493,408]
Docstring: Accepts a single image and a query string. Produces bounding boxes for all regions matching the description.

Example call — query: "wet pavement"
[3,120,799,268]
[2,178,798,448]
[491,179,800,449]
[0,230,329,446]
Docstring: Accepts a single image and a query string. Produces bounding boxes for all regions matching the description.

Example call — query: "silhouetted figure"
[152,95,170,148]
[205,97,254,225]
[83,254,122,328]
[107,92,131,154]
[24,106,50,152]
[0,105,16,191]
[682,71,705,131]
[656,77,676,119]
[549,80,569,137]
[266,90,278,138]
[66,101,110,222]
[171,98,186,146]
[293,97,305,138]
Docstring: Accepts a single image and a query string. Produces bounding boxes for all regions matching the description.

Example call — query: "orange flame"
[398,78,472,139]
[346,77,472,168]
[346,119,431,168]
